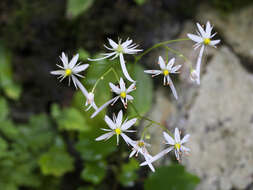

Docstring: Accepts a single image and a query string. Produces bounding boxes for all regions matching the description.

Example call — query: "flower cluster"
[50,21,220,172]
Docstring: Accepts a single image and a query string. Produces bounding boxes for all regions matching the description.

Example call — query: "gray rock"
[185,46,253,190]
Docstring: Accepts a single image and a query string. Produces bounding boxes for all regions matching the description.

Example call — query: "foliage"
[144,164,200,190]
[67,0,94,18]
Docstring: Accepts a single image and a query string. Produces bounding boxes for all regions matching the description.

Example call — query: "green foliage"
[134,0,147,6]
[128,64,153,117]
[144,164,200,190]
[118,158,139,187]
[0,97,9,121]
[39,137,74,177]
[0,43,22,100]
[81,161,107,184]
[67,0,94,19]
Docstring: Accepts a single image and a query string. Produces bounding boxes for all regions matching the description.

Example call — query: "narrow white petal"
[75,79,89,98]
[108,38,118,49]
[91,97,117,118]
[126,83,136,93]
[174,128,180,143]
[72,64,89,73]
[119,53,135,82]
[119,77,126,92]
[167,76,178,100]
[163,132,175,145]
[71,75,78,88]
[105,115,116,130]
[120,133,133,145]
[109,83,121,94]
[181,134,190,144]
[144,70,162,75]
[210,40,220,46]
[50,70,65,75]
[187,34,203,43]
[116,110,123,126]
[69,54,79,69]
[87,52,117,61]
[158,56,166,70]
[196,23,206,37]
[171,65,182,73]
[95,132,114,141]
[129,150,136,158]
[60,52,68,68]
[167,57,175,70]
[126,95,134,100]
[205,21,212,37]
[121,118,137,130]
[181,145,190,152]
[122,39,133,48]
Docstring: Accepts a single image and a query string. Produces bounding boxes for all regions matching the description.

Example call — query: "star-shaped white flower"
[91,78,135,118]
[50,52,89,88]
[85,92,98,111]
[144,56,181,99]
[187,21,220,50]
[88,38,142,82]
[128,140,155,172]
[140,128,190,167]
[95,110,137,145]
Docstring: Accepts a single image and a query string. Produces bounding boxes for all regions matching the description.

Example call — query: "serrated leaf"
[144,164,200,190]
[81,161,107,184]
[67,0,94,19]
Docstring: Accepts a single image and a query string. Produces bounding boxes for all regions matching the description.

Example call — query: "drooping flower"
[140,128,190,167]
[144,56,181,99]
[50,52,89,88]
[88,38,142,82]
[95,110,137,145]
[187,21,220,84]
[85,92,98,111]
[91,78,135,118]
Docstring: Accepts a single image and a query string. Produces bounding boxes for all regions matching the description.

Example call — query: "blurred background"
[0,0,253,190]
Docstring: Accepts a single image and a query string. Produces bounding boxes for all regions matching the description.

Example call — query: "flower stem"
[134,38,190,64]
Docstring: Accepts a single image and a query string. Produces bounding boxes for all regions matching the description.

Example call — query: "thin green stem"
[134,38,190,64]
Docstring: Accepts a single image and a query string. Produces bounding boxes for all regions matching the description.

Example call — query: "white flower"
[95,110,137,145]
[129,140,155,172]
[144,56,181,99]
[88,38,142,82]
[85,92,98,111]
[140,128,190,167]
[91,78,135,118]
[50,52,89,88]
[187,21,220,50]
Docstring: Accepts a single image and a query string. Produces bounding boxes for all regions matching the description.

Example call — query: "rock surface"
[185,46,253,190]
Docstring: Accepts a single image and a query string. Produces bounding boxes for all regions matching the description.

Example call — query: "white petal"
[187,34,203,43]
[109,83,121,94]
[119,53,135,82]
[91,97,117,118]
[126,83,136,93]
[119,77,126,91]
[167,57,175,70]
[122,39,133,48]
[174,128,181,143]
[50,70,65,75]
[95,132,114,141]
[163,132,175,145]
[69,54,79,69]
[126,95,133,100]
[181,134,190,144]
[72,64,89,73]
[196,23,206,37]
[120,133,133,145]
[158,56,166,70]
[88,52,117,61]
[108,38,118,49]
[129,150,137,158]
[75,79,89,98]
[205,21,212,37]
[121,118,137,130]
[71,75,78,88]
[171,65,182,73]
[116,110,123,126]
[60,52,68,68]
[210,40,220,46]
[181,145,190,152]
[144,70,162,75]
[105,115,116,130]
[167,76,178,100]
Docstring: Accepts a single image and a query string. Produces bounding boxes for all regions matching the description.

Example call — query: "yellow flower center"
[175,143,181,150]
[137,141,145,147]
[117,45,123,53]
[65,69,72,76]
[115,128,121,135]
[203,38,211,45]
[163,70,169,76]
[120,92,126,98]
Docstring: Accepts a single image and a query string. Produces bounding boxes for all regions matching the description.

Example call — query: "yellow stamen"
[120,92,126,98]
[175,143,181,150]
[65,69,72,76]
[117,45,123,53]
[115,128,121,135]
[163,70,169,76]
[203,38,211,45]
[137,141,144,147]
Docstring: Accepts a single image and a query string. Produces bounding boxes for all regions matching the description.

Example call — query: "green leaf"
[67,0,94,19]
[134,0,146,5]
[118,158,139,187]
[38,137,74,177]
[81,161,107,184]
[128,64,153,117]
[0,120,19,140]
[76,131,116,161]
[78,48,90,61]
[0,43,22,100]
[52,104,90,132]
[144,164,200,190]
[0,97,9,121]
